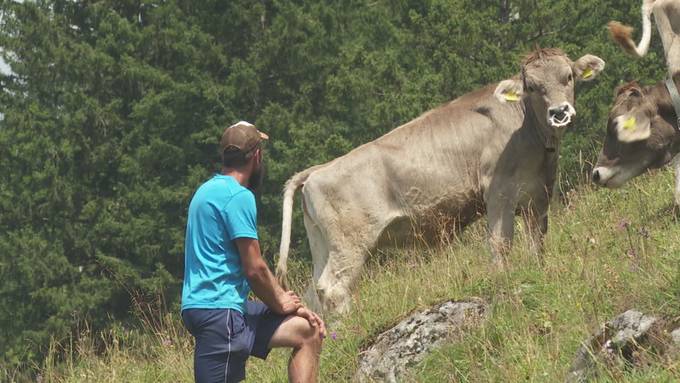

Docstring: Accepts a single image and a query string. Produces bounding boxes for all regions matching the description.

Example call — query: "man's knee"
[283,316,321,352]
[297,320,322,350]
[269,314,324,351]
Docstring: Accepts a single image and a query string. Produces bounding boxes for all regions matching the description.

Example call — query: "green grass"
[20,168,680,382]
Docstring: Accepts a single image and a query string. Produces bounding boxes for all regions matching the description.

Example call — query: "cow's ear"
[615,112,651,142]
[573,54,605,82]
[494,79,524,103]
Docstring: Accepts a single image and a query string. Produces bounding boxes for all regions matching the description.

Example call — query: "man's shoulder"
[198,175,247,196]
[190,175,256,217]
[210,176,255,206]
[226,187,256,209]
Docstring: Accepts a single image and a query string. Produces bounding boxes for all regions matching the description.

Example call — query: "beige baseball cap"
[220,121,269,154]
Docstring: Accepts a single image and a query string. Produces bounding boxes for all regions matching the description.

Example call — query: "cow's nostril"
[592,170,600,183]
[549,105,571,118]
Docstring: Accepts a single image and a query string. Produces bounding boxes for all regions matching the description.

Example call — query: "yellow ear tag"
[504,91,520,102]
[623,116,636,131]
[582,67,593,79]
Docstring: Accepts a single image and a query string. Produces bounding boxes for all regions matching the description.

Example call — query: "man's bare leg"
[269,315,323,382]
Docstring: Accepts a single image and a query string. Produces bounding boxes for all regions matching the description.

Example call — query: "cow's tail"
[276,165,325,289]
[608,1,654,57]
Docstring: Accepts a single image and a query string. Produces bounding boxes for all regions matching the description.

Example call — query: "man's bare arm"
[235,237,301,315]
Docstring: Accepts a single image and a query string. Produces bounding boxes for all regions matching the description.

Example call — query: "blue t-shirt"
[181,174,258,314]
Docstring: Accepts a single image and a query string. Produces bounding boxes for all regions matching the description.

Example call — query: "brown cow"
[278,48,605,314]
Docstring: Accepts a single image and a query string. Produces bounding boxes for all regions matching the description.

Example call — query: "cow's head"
[314,268,353,315]
[494,48,605,129]
[592,81,679,187]
[316,283,351,315]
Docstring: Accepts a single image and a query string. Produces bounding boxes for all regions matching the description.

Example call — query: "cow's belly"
[374,189,484,249]
[304,145,486,251]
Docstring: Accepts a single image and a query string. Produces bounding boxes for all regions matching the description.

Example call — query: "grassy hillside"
[23,167,680,382]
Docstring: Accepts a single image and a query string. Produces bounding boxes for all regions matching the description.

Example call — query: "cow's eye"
[567,74,573,83]
[526,85,535,92]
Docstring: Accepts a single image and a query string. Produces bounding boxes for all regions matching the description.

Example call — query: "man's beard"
[248,161,266,195]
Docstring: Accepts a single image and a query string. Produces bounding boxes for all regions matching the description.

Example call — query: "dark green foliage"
[0,0,667,371]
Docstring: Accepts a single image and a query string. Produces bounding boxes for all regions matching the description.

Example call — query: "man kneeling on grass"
[181,121,326,383]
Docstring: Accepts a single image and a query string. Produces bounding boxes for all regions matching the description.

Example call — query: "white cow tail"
[276,165,325,289]
[608,1,654,57]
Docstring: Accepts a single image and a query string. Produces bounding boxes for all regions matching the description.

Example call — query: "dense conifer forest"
[0,1,672,379]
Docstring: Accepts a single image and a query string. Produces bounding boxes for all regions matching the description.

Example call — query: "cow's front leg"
[674,154,680,207]
[521,203,548,261]
[486,197,516,267]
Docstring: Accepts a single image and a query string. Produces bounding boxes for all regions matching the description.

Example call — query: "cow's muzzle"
[548,102,576,128]
[591,166,617,187]
[592,168,602,183]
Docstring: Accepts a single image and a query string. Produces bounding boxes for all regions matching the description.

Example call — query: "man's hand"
[295,306,327,339]
[277,290,302,315]
[237,238,300,315]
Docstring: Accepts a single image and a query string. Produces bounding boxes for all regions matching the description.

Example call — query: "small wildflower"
[331,332,337,340]
[617,219,630,231]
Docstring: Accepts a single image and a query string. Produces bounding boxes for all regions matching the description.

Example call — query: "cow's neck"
[523,100,561,152]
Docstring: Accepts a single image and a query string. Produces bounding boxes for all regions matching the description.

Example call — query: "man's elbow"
[244,262,269,281]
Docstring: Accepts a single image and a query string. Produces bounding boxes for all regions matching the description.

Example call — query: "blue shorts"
[181,301,287,383]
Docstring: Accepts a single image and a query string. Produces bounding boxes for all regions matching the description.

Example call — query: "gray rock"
[608,310,657,346]
[566,310,660,383]
[355,299,489,383]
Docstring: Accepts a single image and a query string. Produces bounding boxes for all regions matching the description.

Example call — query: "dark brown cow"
[592,78,680,204]
[598,0,680,200]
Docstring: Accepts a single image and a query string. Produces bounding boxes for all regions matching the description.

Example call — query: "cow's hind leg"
[655,0,680,75]
[315,239,370,315]
[302,210,329,313]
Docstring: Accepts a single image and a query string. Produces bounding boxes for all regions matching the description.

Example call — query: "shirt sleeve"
[224,190,259,240]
